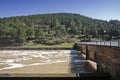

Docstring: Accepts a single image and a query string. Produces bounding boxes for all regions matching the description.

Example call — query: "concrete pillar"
[94,52,100,71]
[86,46,89,59]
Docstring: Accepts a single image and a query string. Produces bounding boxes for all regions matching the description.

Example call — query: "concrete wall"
[76,44,120,80]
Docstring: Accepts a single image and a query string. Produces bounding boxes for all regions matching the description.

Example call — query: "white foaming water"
[0,59,14,63]
[15,57,33,62]
[0,50,79,70]
[0,59,69,70]
[0,63,24,70]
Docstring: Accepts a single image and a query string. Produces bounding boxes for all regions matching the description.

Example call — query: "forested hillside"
[0,13,120,46]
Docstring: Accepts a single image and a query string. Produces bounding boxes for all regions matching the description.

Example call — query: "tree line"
[0,13,120,45]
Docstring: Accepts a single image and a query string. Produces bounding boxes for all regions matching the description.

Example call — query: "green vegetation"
[2,43,74,48]
[0,13,120,47]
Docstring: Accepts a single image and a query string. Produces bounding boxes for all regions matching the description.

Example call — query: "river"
[0,50,96,77]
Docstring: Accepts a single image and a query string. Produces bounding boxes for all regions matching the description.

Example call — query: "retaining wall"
[76,44,120,80]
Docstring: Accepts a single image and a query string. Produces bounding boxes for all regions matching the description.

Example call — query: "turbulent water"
[0,50,78,70]
[0,50,95,74]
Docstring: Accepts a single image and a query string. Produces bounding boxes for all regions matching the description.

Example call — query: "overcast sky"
[0,0,120,21]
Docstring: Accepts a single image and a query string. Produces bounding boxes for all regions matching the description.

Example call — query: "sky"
[0,0,120,21]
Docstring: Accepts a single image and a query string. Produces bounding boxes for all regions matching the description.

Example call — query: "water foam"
[0,63,24,70]
[0,50,78,70]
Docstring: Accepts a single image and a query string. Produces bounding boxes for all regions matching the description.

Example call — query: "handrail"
[77,40,120,47]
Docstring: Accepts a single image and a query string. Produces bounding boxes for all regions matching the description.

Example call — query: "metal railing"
[78,40,120,47]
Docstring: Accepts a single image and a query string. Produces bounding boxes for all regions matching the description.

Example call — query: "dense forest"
[0,13,120,46]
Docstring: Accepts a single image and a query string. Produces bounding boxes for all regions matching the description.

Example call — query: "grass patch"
[21,43,74,48]
[1,43,74,49]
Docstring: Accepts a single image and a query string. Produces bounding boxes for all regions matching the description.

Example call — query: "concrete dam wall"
[75,44,120,80]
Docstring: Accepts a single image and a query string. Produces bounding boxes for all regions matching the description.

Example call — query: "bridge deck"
[77,40,120,47]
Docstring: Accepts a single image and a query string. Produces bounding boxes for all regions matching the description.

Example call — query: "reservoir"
[0,50,96,77]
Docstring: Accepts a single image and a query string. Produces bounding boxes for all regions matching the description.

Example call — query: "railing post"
[110,40,111,46]
[104,41,105,46]
[118,40,120,47]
